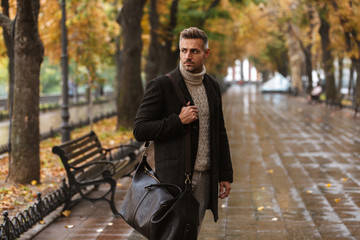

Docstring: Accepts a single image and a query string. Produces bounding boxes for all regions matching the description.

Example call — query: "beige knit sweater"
[179,64,211,172]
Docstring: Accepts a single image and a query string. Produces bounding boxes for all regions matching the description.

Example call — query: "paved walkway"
[31,84,360,240]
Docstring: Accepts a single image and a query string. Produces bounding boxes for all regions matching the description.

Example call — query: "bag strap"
[143,74,192,184]
[166,73,192,183]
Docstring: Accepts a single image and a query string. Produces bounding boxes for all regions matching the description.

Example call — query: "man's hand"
[179,101,199,124]
[219,181,231,199]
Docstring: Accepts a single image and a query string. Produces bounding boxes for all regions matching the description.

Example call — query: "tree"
[116,0,146,128]
[332,0,360,111]
[0,1,11,102]
[7,0,43,184]
[144,0,161,83]
[317,2,337,104]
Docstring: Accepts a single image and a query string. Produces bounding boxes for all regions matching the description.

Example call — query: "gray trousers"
[192,170,211,233]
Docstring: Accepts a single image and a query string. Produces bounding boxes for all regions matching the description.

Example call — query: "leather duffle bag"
[119,142,199,240]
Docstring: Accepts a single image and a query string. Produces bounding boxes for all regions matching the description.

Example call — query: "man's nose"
[185,51,192,59]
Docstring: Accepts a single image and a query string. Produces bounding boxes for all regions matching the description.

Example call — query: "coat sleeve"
[133,79,186,142]
[216,83,233,183]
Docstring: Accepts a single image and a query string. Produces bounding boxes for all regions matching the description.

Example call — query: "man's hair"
[179,27,209,50]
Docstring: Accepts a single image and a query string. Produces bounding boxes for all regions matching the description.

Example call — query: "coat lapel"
[171,67,194,105]
[203,74,216,121]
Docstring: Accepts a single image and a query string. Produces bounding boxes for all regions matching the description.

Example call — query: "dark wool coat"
[133,66,233,222]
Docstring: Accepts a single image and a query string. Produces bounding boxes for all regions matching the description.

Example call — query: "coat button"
[192,125,197,129]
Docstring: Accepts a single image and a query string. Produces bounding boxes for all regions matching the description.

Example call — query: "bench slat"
[63,135,100,154]
[66,141,102,161]
[70,149,104,167]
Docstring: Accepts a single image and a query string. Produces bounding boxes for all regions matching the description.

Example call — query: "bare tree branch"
[207,0,220,12]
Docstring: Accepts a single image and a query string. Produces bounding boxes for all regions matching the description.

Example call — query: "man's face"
[180,38,210,73]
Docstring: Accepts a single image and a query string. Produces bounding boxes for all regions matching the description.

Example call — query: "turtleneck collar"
[179,63,206,86]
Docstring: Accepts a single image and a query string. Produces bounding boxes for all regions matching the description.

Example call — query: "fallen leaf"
[65,225,74,229]
[272,217,278,221]
[341,178,348,182]
[267,169,274,174]
[31,180,37,186]
[334,198,341,203]
[257,206,264,211]
[326,183,332,188]
[306,190,313,194]
[62,210,71,217]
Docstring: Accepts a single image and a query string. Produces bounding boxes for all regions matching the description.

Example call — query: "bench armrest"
[103,144,138,160]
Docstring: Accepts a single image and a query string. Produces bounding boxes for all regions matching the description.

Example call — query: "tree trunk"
[117,0,146,128]
[305,4,315,94]
[352,58,360,111]
[337,57,343,102]
[319,15,337,104]
[115,10,123,130]
[348,62,354,95]
[304,47,313,94]
[9,0,43,184]
[287,24,304,95]
[240,60,244,81]
[145,0,161,82]
[1,0,13,110]
[158,0,179,74]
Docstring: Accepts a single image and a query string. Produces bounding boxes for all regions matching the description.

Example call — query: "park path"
[32,84,360,240]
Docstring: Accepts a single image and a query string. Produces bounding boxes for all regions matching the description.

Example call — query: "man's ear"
[204,49,210,60]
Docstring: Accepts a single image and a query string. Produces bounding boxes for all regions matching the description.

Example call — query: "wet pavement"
[30,84,360,240]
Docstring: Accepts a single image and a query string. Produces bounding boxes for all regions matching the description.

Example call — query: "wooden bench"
[52,131,141,215]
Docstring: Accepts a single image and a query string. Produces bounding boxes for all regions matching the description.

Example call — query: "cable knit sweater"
[180,64,211,172]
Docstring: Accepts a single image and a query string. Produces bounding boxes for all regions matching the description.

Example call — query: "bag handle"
[145,183,183,197]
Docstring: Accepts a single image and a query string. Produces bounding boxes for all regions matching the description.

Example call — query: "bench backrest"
[52,131,106,183]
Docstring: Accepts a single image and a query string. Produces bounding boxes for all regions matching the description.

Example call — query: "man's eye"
[181,49,187,53]
[191,50,199,54]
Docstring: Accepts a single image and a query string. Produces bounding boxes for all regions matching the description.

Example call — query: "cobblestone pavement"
[32,84,360,240]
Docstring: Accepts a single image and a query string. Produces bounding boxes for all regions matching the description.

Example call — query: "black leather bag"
[119,143,199,240]
[119,73,199,240]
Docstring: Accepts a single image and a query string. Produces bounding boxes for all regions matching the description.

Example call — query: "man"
[133,27,233,232]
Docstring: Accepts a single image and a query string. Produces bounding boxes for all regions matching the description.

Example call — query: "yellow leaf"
[261,187,266,190]
[326,183,332,188]
[65,225,74,229]
[306,190,313,194]
[31,180,37,186]
[341,178,348,182]
[334,198,341,203]
[257,206,264,211]
[39,220,45,224]
[267,169,274,174]
[62,210,71,217]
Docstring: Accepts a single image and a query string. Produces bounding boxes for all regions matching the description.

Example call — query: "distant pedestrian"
[133,27,233,235]
[308,82,322,104]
